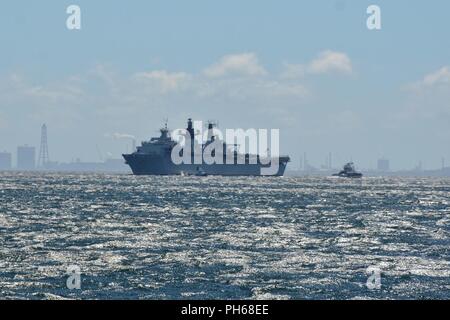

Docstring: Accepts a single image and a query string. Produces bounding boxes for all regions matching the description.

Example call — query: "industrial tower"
[38,124,50,167]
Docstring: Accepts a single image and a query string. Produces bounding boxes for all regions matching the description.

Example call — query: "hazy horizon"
[1,1,450,171]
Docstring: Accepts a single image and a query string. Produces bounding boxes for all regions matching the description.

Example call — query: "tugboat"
[333,162,363,178]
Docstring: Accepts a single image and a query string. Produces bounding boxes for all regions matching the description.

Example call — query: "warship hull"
[123,153,289,176]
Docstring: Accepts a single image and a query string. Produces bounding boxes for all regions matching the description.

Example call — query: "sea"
[0,172,449,300]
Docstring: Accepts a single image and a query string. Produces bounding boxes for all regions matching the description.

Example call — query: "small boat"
[195,167,208,177]
[333,162,363,178]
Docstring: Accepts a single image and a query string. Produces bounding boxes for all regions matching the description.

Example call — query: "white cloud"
[396,66,450,132]
[0,54,317,143]
[104,133,136,140]
[25,84,83,102]
[0,73,83,104]
[281,50,352,79]
[133,70,189,93]
[189,77,308,102]
[203,53,267,78]
[308,50,352,74]
[406,66,450,93]
[422,66,450,87]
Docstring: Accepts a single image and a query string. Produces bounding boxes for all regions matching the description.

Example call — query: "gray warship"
[123,119,290,176]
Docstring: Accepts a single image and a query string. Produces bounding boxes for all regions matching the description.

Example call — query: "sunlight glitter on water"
[0,172,449,299]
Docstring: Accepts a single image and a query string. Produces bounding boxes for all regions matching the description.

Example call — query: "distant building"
[17,146,36,170]
[377,158,390,172]
[0,151,12,170]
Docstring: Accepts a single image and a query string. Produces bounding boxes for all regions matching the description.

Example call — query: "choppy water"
[0,172,449,300]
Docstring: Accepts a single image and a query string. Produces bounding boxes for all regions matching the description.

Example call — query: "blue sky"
[1,0,450,170]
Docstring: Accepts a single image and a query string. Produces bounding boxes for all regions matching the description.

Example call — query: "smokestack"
[186,118,195,140]
[207,122,216,142]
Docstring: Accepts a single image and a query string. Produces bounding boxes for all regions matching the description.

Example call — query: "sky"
[1,0,450,170]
